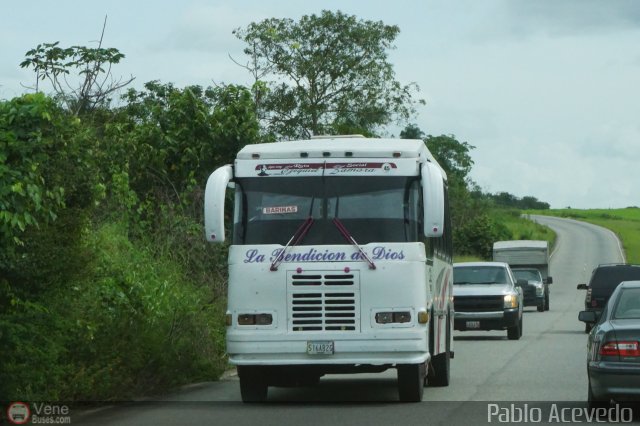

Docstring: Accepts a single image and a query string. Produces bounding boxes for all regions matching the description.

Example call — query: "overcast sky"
[2,0,639,209]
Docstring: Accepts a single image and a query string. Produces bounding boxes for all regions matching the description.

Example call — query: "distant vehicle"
[577,264,640,333]
[493,240,553,312]
[578,281,640,408]
[512,268,547,312]
[453,262,525,340]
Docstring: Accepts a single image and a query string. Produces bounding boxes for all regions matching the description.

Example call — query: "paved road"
[76,216,627,425]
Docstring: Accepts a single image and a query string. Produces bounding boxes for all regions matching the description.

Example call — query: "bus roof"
[237,137,434,162]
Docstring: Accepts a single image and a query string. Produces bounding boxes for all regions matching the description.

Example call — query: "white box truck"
[493,240,553,312]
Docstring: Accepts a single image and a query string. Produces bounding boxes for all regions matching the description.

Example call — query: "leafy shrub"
[454,213,510,259]
[0,222,227,401]
[61,223,227,399]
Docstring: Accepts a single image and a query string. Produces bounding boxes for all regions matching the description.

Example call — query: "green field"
[529,207,640,264]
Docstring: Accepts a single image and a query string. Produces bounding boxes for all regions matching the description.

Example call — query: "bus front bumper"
[227,334,429,366]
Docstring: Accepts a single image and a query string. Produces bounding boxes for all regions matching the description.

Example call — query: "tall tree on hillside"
[233,10,424,139]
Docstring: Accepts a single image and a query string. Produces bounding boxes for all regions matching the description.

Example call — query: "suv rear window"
[590,265,640,296]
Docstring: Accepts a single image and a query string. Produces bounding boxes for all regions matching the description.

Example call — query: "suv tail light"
[600,341,640,357]
[586,288,593,304]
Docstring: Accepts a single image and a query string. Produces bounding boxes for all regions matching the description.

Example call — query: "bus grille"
[288,272,360,332]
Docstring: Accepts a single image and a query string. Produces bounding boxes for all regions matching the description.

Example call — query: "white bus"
[205,136,453,402]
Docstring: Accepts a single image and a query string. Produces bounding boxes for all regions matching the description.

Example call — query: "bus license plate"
[466,321,480,329]
[307,341,334,355]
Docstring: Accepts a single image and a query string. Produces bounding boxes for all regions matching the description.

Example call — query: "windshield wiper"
[270,217,314,271]
[332,217,376,270]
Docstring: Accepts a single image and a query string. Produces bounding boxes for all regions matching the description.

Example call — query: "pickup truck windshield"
[233,176,420,245]
[454,266,508,285]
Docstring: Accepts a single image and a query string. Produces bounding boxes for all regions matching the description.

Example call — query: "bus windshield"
[233,176,421,245]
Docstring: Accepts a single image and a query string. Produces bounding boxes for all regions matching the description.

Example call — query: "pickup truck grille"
[521,285,537,304]
[454,295,503,312]
[287,271,360,332]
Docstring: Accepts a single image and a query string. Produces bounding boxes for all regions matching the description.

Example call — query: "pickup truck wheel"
[518,315,523,337]
[238,366,268,403]
[507,316,522,340]
[544,292,550,311]
[427,313,451,387]
[537,304,544,312]
[397,363,425,402]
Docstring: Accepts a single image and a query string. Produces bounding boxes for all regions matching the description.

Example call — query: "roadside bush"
[59,222,227,400]
[493,209,555,242]
[0,285,72,401]
[454,213,510,259]
[0,222,227,401]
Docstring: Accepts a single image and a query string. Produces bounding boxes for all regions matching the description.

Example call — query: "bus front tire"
[428,313,451,387]
[238,366,268,403]
[397,363,425,402]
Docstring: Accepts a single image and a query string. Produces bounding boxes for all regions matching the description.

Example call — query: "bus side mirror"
[204,165,233,243]
[421,162,444,238]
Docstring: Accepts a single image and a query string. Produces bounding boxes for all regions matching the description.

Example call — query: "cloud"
[154,4,258,54]
[503,0,640,38]
[579,122,640,160]
[456,0,640,44]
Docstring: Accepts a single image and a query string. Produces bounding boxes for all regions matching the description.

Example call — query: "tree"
[20,17,134,116]
[485,192,550,210]
[233,10,424,139]
[492,191,519,207]
[104,81,259,217]
[424,134,475,186]
[399,123,425,140]
[519,196,550,210]
[0,93,100,250]
[400,125,500,257]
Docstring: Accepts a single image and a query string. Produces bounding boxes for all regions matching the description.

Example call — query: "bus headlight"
[237,313,273,326]
[375,312,393,324]
[375,311,412,324]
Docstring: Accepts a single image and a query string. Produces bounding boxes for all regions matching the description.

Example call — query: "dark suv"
[577,263,640,332]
